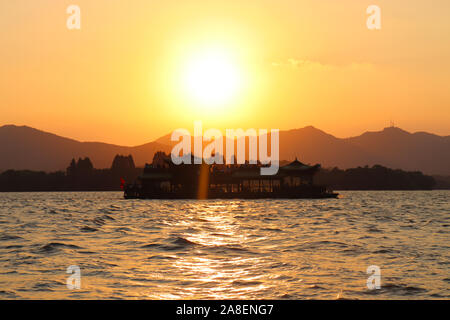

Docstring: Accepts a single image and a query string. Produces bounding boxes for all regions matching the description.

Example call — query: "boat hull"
[124,189,339,200]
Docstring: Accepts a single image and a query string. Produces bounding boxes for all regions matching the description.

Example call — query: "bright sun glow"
[182,50,242,108]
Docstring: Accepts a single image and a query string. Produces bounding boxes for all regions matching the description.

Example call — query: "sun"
[182,49,242,108]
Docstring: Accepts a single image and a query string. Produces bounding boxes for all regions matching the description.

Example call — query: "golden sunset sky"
[1,0,449,145]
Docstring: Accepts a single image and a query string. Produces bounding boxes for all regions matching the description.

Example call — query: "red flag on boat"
[120,178,125,190]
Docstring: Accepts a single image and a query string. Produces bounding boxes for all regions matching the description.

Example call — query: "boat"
[124,152,338,199]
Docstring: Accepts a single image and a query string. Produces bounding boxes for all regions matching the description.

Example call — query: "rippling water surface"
[0,191,448,299]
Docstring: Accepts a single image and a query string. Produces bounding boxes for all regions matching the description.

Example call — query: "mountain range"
[0,124,449,175]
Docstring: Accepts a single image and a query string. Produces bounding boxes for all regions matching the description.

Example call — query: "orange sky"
[1,0,449,145]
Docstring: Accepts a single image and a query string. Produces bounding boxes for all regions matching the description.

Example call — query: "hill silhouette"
[0,125,171,172]
[346,127,450,175]
[0,124,449,175]
[156,125,449,175]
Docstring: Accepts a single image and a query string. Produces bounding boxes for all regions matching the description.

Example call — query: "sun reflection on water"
[164,202,271,299]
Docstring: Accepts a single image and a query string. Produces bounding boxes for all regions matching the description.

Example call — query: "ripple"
[38,242,82,253]
[232,280,263,287]
[80,226,98,232]
[171,236,198,247]
[364,283,428,296]
[0,234,22,241]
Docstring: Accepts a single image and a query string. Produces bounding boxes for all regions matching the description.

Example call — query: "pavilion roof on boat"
[279,159,320,176]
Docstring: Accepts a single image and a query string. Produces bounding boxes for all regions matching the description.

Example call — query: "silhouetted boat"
[124,153,338,199]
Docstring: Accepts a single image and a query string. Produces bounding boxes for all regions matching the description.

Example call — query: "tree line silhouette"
[0,156,443,191]
[0,155,140,192]
[315,165,436,190]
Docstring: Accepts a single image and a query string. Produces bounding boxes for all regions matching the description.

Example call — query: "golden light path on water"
[146,203,269,299]
[0,191,448,299]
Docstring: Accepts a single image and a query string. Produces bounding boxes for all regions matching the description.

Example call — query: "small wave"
[221,245,250,252]
[297,240,348,251]
[99,208,115,215]
[261,227,283,232]
[83,270,111,277]
[39,242,82,253]
[232,280,262,287]
[78,250,96,254]
[430,293,448,298]
[340,247,366,256]
[4,245,23,250]
[92,214,115,227]
[172,237,197,247]
[80,226,98,232]
[93,217,106,226]
[0,290,19,299]
[364,283,427,296]
[205,244,254,255]
[307,284,325,290]
[19,222,38,229]
[141,243,160,249]
[31,281,61,292]
[147,255,176,260]
[0,234,22,241]
[141,237,198,251]
[372,248,398,254]
[0,270,18,275]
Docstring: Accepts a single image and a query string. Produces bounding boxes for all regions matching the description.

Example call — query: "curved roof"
[282,158,320,171]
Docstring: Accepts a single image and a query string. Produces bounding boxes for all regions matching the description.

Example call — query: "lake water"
[0,191,448,299]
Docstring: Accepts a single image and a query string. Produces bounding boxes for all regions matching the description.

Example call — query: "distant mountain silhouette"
[0,124,449,175]
[345,127,450,175]
[277,126,450,174]
[156,126,374,168]
[0,125,171,172]
[278,126,380,169]
[156,125,449,175]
